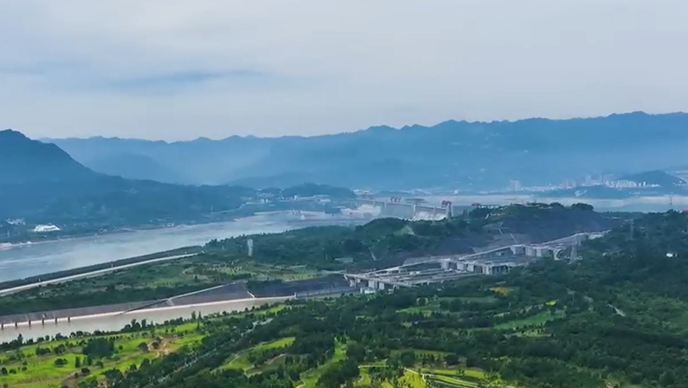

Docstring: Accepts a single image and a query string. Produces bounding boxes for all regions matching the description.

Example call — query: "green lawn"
[400,296,498,315]
[253,337,295,351]
[494,310,565,330]
[222,336,295,372]
[298,341,346,388]
[218,262,321,282]
[0,322,207,388]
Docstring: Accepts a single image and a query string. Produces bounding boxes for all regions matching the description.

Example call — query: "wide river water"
[0,213,357,282]
[0,212,358,343]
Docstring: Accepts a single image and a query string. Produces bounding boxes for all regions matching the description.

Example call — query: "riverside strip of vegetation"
[0,247,202,292]
[0,256,322,317]
[4,204,687,388]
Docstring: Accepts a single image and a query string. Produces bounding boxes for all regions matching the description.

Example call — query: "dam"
[349,197,454,221]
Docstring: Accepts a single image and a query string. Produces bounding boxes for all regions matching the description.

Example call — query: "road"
[0,253,197,296]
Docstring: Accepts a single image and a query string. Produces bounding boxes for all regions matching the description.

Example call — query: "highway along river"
[0,212,358,282]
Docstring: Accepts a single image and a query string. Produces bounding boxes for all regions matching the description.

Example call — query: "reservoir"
[0,297,289,344]
[0,212,360,282]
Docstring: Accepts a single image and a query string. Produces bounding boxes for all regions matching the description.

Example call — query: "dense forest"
[65,208,688,388]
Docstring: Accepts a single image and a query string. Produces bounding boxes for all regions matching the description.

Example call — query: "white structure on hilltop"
[247,238,254,257]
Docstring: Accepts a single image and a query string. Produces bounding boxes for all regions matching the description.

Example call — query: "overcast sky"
[1,0,687,140]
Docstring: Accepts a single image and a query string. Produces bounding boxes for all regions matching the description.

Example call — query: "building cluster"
[506,173,649,192]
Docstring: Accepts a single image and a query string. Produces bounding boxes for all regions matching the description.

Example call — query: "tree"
[75,356,82,368]
[399,351,416,368]
[103,369,123,386]
[444,353,459,366]
[346,343,366,362]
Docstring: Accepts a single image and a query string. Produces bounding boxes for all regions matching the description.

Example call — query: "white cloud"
[1,0,687,140]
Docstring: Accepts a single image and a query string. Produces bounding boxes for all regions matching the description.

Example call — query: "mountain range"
[0,130,353,232]
[47,112,688,190]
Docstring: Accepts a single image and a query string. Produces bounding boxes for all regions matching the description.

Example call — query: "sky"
[1,0,688,140]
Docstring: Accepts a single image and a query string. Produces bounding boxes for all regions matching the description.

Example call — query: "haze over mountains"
[0,130,352,234]
[48,112,688,190]
[0,129,251,223]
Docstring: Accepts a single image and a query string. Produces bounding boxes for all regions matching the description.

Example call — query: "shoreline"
[0,210,358,248]
[0,218,240,248]
[0,253,198,296]
[2,296,292,328]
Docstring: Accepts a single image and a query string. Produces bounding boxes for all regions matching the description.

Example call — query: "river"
[0,212,361,344]
[0,212,359,282]
[0,297,289,343]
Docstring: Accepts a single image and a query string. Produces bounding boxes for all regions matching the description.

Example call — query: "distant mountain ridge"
[47,111,688,190]
[0,131,355,231]
[86,152,183,183]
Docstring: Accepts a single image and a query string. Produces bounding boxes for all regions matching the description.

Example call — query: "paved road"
[0,253,197,296]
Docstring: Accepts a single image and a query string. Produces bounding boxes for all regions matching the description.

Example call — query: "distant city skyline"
[2,0,687,141]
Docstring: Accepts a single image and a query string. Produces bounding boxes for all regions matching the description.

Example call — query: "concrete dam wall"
[351,199,452,221]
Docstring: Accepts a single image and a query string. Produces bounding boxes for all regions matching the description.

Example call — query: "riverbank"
[0,276,351,329]
[1,296,291,328]
[0,248,201,292]
[0,206,361,246]
[0,296,289,345]
[0,213,361,283]
[0,212,246,246]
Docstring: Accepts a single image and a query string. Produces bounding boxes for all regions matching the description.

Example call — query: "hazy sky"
[2,0,687,140]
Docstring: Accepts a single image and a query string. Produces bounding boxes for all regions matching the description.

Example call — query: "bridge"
[344,231,607,291]
[350,198,453,221]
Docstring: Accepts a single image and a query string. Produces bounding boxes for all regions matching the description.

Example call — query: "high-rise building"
[247,238,254,257]
[509,180,522,191]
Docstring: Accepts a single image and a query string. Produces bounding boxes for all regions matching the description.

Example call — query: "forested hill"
[0,129,96,183]
[581,210,688,300]
[0,130,355,240]
[103,210,688,388]
[207,203,620,270]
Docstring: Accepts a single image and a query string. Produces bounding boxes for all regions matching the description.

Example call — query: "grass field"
[218,262,321,282]
[399,369,427,388]
[298,342,346,388]
[494,309,565,330]
[489,286,516,296]
[223,336,295,372]
[399,296,497,316]
[0,321,206,388]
